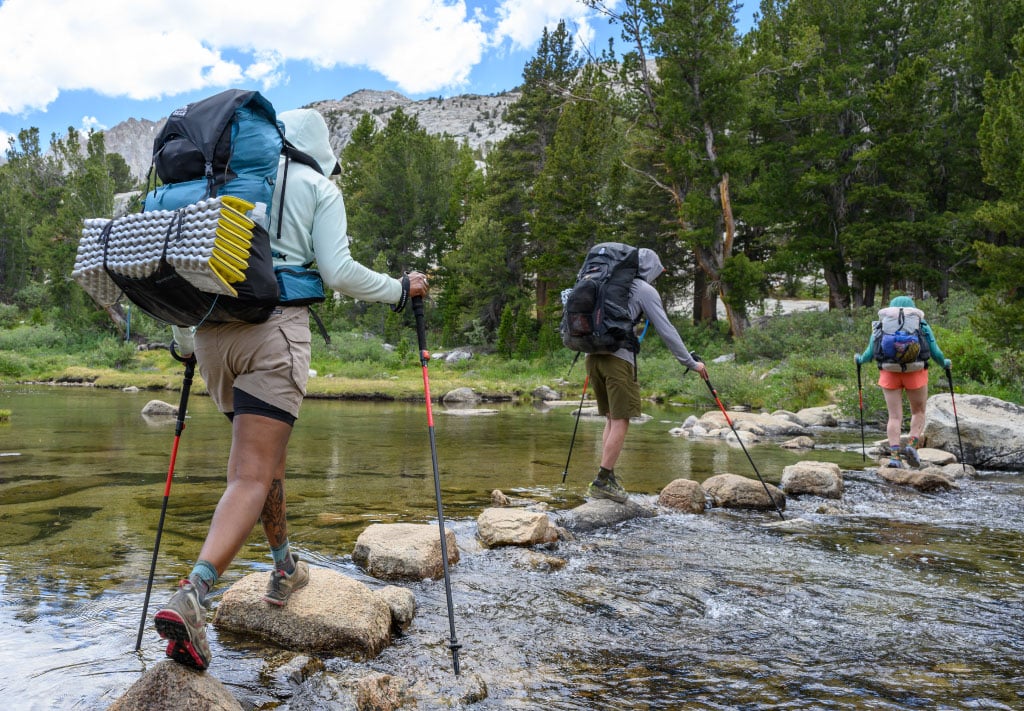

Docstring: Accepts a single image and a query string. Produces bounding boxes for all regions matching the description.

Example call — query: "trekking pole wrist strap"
[391,275,410,313]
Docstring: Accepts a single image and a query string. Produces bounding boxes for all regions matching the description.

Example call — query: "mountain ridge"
[102,88,521,181]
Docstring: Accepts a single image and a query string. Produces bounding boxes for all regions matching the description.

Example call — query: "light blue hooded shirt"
[269,108,402,304]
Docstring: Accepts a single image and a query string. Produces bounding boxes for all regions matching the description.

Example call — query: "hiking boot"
[885,446,906,469]
[263,554,309,606]
[587,473,629,503]
[903,436,922,468]
[154,580,211,671]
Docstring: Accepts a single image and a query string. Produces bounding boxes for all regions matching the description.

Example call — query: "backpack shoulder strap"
[275,141,327,239]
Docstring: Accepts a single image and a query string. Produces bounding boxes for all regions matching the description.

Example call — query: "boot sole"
[154,609,211,670]
[588,487,629,504]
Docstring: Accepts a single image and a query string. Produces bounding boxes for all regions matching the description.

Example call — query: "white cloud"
[490,0,609,52]
[0,0,618,118]
[81,116,106,132]
[0,0,496,114]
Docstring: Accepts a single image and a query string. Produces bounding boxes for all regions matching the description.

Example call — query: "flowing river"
[1,385,1022,709]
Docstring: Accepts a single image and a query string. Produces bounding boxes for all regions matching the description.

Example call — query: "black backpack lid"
[154,89,279,169]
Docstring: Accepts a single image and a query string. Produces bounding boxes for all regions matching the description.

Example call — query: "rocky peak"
[102,89,521,181]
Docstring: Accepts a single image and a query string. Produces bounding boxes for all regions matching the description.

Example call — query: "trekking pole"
[135,344,196,651]
[695,357,785,521]
[856,359,866,461]
[412,296,462,676]
[945,365,967,475]
[562,374,589,483]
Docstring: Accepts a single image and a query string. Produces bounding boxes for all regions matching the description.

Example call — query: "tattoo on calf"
[260,479,288,548]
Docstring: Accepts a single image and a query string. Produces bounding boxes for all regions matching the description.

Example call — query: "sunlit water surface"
[1,386,1021,709]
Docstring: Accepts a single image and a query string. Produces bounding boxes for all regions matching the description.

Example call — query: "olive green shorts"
[585,354,641,420]
[194,306,312,419]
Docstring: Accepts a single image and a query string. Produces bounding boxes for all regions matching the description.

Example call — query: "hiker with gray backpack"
[854,295,952,469]
[560,244,707,502]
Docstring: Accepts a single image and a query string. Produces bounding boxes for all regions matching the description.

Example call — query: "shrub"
[929,325,996,384]
[84,338,138,370]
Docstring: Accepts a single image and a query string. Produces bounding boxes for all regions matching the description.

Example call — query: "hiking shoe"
[154,580,211,671]
[903,444,921,468]
[587,474,629,503]
[263,555,309,606]
[886,458,905,469]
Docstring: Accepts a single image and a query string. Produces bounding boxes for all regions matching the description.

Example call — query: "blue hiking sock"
[270,541,295,574]
[188,560,218,603]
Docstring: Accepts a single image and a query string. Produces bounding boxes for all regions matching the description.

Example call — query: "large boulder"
[698,411,812,437]
[794,405,841,427]
[352,522,459,581]
[703,473,787,512]
[923,394,1024,470]
[441,387,481,404]
[213,568,392,659]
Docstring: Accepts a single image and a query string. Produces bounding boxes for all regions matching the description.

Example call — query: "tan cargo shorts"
[585,353,641,420]
[194,306,311,419]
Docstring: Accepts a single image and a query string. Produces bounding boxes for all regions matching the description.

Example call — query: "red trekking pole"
[695,356,785,520]
[412,296,462,675]
[135,344,196,651]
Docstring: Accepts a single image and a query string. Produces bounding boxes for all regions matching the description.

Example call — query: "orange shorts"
[878,367,929,391]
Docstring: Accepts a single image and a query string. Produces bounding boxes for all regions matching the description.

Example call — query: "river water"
[1,385,1022,709]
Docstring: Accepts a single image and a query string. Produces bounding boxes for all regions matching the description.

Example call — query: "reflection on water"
[1,386,1022,709]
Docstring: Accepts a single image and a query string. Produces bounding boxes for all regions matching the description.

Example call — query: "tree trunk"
[535,278,550,322]
[105,304,129,339]
[823,267,850,310]
[692,267,718,324]
[716,175,745,337]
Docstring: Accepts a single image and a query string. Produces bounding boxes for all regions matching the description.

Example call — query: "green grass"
[2,291,1020,412]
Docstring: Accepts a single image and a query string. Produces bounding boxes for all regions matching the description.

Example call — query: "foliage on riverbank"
[1,291,1020,426]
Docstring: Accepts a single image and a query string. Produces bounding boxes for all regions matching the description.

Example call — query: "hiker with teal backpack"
[562,245,706,502]
[854,295,951,469]
[156,107,428,671]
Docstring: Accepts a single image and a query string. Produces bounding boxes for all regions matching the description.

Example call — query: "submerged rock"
[556,498,657,533]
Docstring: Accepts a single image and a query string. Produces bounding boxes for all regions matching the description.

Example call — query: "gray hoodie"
[603,248,700,370]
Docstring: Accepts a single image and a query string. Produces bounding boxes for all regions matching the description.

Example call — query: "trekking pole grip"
[412,296,429,367]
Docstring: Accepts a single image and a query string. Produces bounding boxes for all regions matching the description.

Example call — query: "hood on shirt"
[638,248,665,284]
[277,108,342,177]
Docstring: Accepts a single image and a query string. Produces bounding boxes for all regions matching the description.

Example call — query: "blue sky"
[0,0,757,151]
